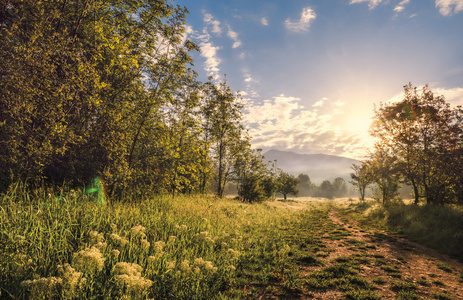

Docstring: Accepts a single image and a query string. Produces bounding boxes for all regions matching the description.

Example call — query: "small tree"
[277,171,300,200]
[350,162,371,201]
[319,180,335,199]
[297,173,314,196]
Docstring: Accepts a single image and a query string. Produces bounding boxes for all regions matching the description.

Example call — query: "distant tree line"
[0,0,273,202]
[350,83,463,205]
[296,174,350,199]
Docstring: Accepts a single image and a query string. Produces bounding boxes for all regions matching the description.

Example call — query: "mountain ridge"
[262,149,359,184]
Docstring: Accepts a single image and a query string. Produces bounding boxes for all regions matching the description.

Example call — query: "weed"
[432,291,453,300]
[372,277,386,285]
[435,262,453,273]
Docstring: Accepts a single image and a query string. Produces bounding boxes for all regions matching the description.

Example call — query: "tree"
[332,177,348,198]
[276,172,300,200]
[350,162,371,201]
[203,78,244,198]
[0,0,199,195]
[370,83,463,204]
[319,180,335,199]
[297,173,314,196]
[367,144,400,205]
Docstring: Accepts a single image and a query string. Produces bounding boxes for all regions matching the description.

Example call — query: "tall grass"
[344,200,463,259]
[0,185,325,299]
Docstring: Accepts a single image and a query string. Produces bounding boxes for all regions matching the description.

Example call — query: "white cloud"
[394,0,410,12]
[244,77,254,82]
[202,11,222,35]
[227,26,242,48]
[243,95,371,158]
[435,0,463,16]
[349,0,383,9]
[199,42,221,79]
[261,17,269,26]
[285,7,317,32]
[434,86,463,105]
[313,98,327,107]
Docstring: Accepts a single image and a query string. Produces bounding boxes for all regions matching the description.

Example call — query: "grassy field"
[1,189,463,299]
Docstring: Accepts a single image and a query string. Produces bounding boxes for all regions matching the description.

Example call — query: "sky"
[176,0,463,159]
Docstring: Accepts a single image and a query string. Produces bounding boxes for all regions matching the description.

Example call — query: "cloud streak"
[285,7,316,32]
[349,0,383,9]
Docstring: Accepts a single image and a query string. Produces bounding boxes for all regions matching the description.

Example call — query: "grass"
[342,201,463,259]
[0,187,340,299]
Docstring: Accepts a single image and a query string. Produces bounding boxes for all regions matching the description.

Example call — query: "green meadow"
[2,188,463,300]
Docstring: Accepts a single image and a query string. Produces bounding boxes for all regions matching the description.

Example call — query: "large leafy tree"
[0,0,198,194]
[370,83,463,204]
[202,79,244,198]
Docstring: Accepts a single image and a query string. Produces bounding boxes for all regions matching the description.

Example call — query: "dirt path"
[301,207,463,299]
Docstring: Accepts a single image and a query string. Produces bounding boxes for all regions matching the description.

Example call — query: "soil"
[300,207,463,299]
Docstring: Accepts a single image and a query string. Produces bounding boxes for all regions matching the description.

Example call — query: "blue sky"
[176,0,463,158]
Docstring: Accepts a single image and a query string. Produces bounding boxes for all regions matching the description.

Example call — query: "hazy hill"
[262,149,359,184]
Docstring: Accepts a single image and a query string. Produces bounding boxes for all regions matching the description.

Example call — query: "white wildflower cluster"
[174,224,188,231]
[88,230,107,251]
[130,225,147,239]
[227,248,241,259]
[57,263,86,298]
[20,277,62,299]
[110,233,129,247]
[113,262,152,294]
[130,225,151,250]
[167,235,176,246]
[179,260,190,273]
[153,241,165,257]
[193,257,217,273]
[112,249,121,257]
[198,231,215,245]
[72,246,105,274]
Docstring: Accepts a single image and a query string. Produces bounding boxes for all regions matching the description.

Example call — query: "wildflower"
[205,236,215,244]
[167,236,176,246]
[200,231,208,238]
[94,241,107,251]
[180,225,188,231]
[153,241,165,253]
[148,255,156,263]
[141,239,150,249]
[110,233,129,247]
[114,275,152,294]
[202,217,208,223]
[203,261,216,272]
[221,242,228,248]
[110,223,117,231]
[57,263,86,297]
[194,257,204,266]
[130,225,147,239]
[194,267,201,274]
[20,277,62,299]
[229,265,236,272]
[179,260,190,273]
[166,261,176,270]
[113,262,143,277]
[89,231,104,245]
[227,248,241,258]
[72,246,105,274]
[113,262,152,294]
[111,249,120,257]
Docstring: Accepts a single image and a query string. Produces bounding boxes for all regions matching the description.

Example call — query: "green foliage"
[276,171,300,200]
[369,83,463,205]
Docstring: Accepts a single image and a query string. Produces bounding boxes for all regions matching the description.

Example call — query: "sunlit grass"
[0,187,335,299]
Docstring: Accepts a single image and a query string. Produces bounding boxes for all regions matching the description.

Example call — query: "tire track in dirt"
[310,206,463,299]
